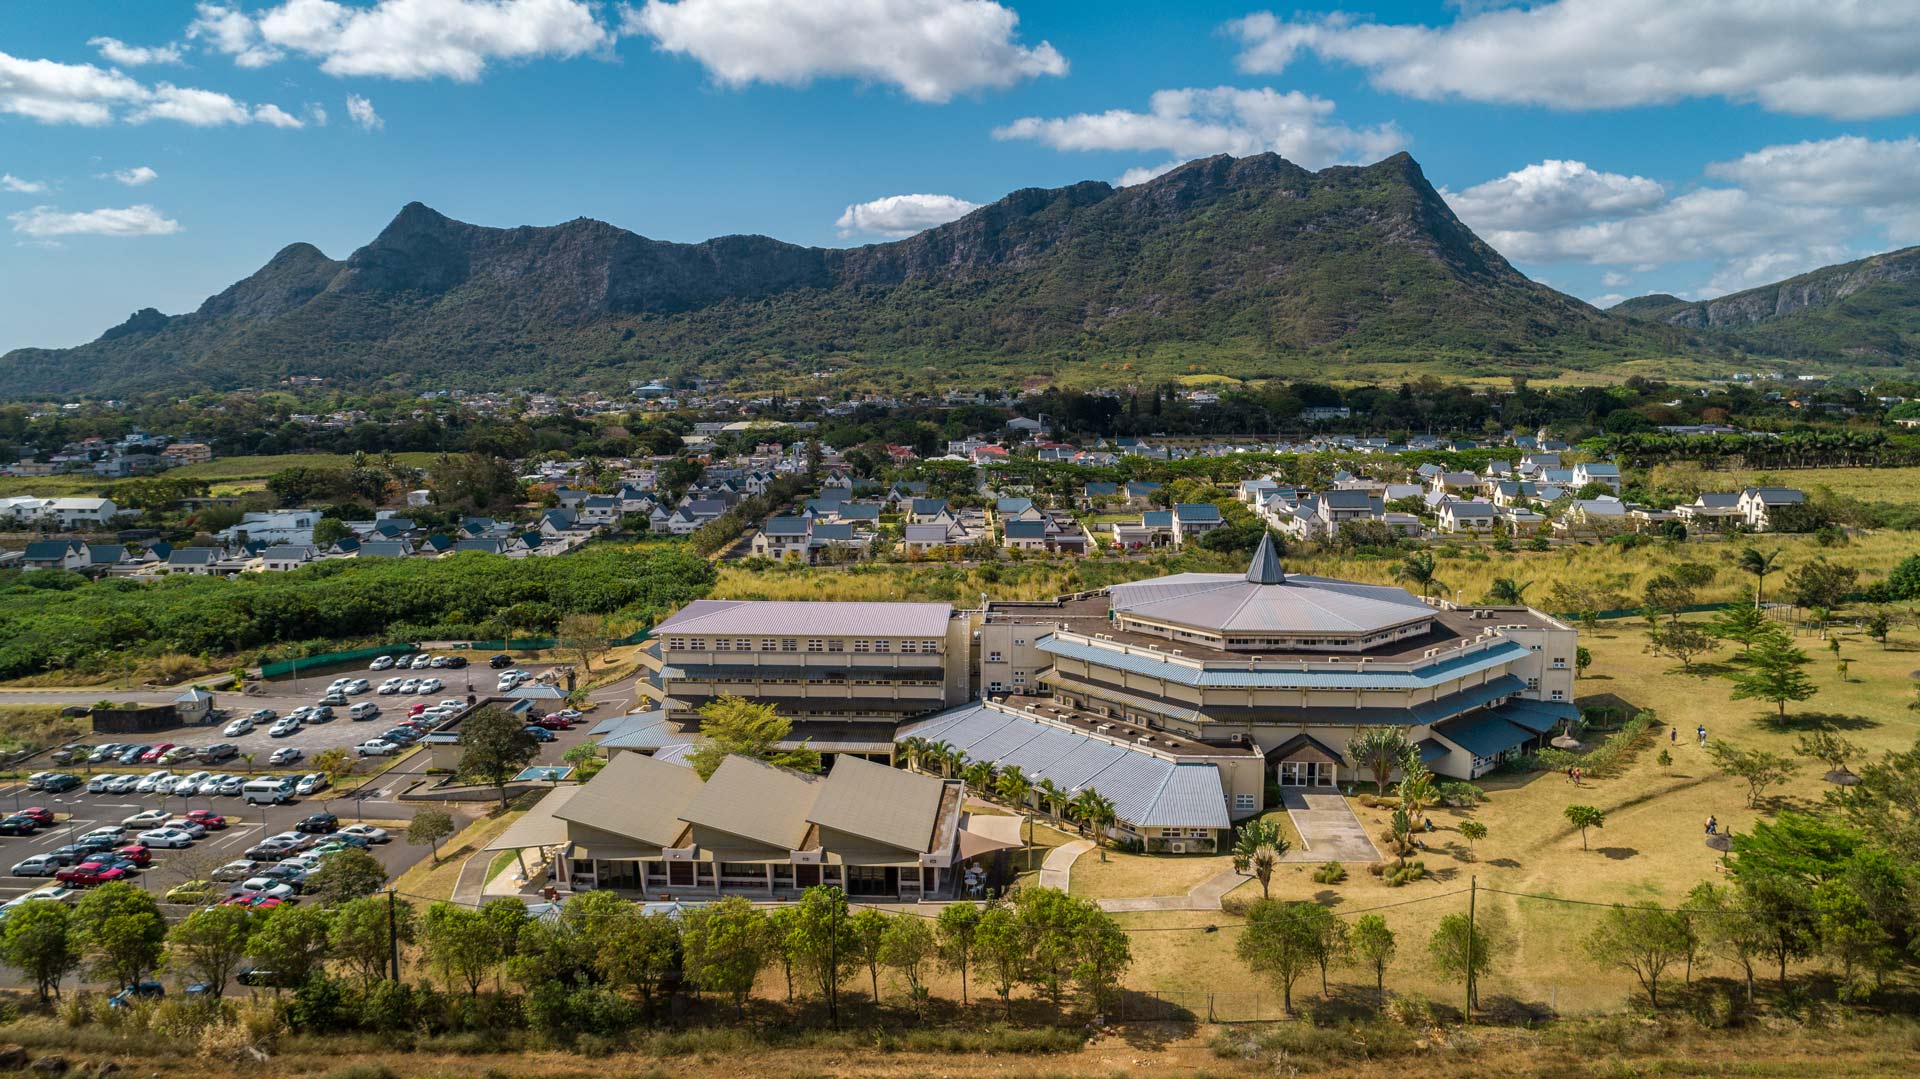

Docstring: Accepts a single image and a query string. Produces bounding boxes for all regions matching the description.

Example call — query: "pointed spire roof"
[1245,532,1286,585]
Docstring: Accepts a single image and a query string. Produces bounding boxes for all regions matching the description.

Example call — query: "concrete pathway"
[1280,789,1382,862]
[1038,839,1094,890]
[1095,865,1249,913]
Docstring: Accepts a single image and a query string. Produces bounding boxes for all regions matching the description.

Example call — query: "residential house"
[1737,487,1807,531]
[260,545,319,572]
[1111,510,1174,549]
[1435,499,1496,534]
[1572,461,1622,493]
[1171,503,1224,545]
[1675,493,1743,531]
[43,498,119,529]
[21,539,86,571]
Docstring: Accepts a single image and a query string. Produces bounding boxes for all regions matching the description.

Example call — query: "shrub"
[1384,861,1426,887]
[1311,861,1347,884]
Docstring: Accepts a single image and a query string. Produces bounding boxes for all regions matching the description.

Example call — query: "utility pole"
[1465,875,1476,1021]
[387,888,401,982]
[827,890,840,1027]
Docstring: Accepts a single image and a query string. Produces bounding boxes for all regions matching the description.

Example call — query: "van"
[243,778,297,806]
[348,702,380,721]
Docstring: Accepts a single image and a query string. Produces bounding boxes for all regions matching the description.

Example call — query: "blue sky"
[5,0,1920,351]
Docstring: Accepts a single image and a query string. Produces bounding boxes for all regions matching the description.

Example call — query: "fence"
[260,643,417,679]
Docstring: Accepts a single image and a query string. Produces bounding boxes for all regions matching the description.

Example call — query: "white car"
[122,808,171,828]
[173,771,212,796]
[339,824,389,844]
[327,677,352,692]
[377,678,404,695]
[355,740,400,757]
[233,878,295,901]
[295,773,329,796]
[80,826,126,843]
[398,678,422,694]
[268,747,304,766]
[105,774,140,794]
[438,698,465,710]
[269,718,302,738]
[410,654,434,669]
[416,678,443,695]
[346,678,371,695]
[215,775,245,796]
[495,676,520,692]
[370,655,397,671]
[132,772,172,795]
[136,827,195,849]
[86,774,122,794]
[349,702,380,721]
[223,717,255,737]
[163,818,208,838]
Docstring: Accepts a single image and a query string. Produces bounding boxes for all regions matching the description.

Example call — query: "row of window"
[686,675,943,687]
[666,636,941,654]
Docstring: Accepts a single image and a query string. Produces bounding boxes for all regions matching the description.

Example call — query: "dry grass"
[0,705,89,753]
[390,809,516,900]
[1706,464,1920,506]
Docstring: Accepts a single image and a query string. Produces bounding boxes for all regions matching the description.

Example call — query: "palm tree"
[995,765,1034,851]
[1231,819,1292,899]
[961,759,995,794]
[1069,788,1116,862]
[1739,547,1782,609]
[897,736,929,772]
[1487,577,1532,605]
[1035,778,1067,819]
[1397,762,1437,828]
[926,741,956,777]
[1394,551,1444,601]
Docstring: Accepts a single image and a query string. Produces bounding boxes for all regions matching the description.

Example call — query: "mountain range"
[1,152,1906,398]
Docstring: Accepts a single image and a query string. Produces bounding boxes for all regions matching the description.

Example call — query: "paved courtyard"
[1280,789,1382,862]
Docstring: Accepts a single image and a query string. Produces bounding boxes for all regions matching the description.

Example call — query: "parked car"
[295,773,329,796]
[185,810,228,830]
[410,654,435,669]
[211,860,258,882]
[137,828,195,849]
[349,701,380,721]
[104,774,140,794]
[339,824,389,844]
[172,771,212,796]
[88,744,126,763]
[294,813,338,835]
[398,678,422,694]
[223,717,256,737]
[370,655,398,671]
[355,740,400,757]
[444,656,468,669]
[73,836,118,855]
[268,747,304,766]
[115,745,149,765]
[418,678,444,694]
[489,654,513,669]
[214,775,246,796]
[56,861,128,886]
[9,855,62,877]
[346,678,371,694]
[319,692,350,707]
[0,817,40,837]
[46,846,88,866]
[232,878,296,902]
[247,708,278,723]
[49,744,84,765]
[199,743,238,764]
[122,809,170,828]
[163,818,209,838]
[86,774,121,794]
[310,705,335,723]
[107,982,164,1009]
[114,845,152,868]
[523,726,556,743]
[529,714,573,730]
[244,840,297,862]
[269,718,301,738]
[18,807,54,827]
[377,678,404,695]
[40,774,80,794]
[164,880,217,904]
[159,745,200,765]
[137,744,174,764]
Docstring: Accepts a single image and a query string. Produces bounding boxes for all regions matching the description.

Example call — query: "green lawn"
[0,452,442,497]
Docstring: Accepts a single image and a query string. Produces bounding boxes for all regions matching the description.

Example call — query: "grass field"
[0,452,442,497]
[1703,465,1920,505]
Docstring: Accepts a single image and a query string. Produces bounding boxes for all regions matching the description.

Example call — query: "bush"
[1384,861,1427,887]
[1311,861,1347,884]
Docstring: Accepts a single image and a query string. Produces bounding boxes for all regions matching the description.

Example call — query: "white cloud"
[88,37,185,66]
[2,174,49,194]
[1230,2,1920,121]
[1115,161,1180,187]
[1588,293,1627,308]
[1600,271,1630,287]
[345,92,384,130]
[1705,135,1920,207]
[8,204,182,238]
[1442,160,1664,232]
[628,0,1066,103]
[253,103,305,127]
[102,166,159,186]
[836,192,980,238]
[0,48,302,127]
[193,0,616,81]
[308,102,330,125]
[994,87,1405,171]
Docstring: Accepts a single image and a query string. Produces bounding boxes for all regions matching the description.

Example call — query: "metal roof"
[900,702,1229,829]
[1488,698,1579,734]
[555,752,703,847]
[1432,711,1536,758]
[1108,563,1434,637]
[657,599,952,637]
[1038,634,1531,689]
[807,756,946,853]
[680,756,821,850]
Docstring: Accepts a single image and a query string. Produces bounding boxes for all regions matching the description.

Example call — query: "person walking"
[1670,726,1678,745]
[1696,724,1708,747]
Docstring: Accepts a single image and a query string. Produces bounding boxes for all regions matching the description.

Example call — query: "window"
[807,639,824,653]
[761,639,778,651]
[1012,671,1025,684]
[1235,793,1256,811]
[987,682,1004,694]
[781,639,798,652]
[987,651,1003,664]
[713,638,730,651]
[873,639,891,653]
[1014,638,1026,647]
[666,637,687,650]
[1551,657,1566,669]
[1550,689,1566,701]
[736,638,752,652]
[827,640,844,653]
[1526,677,1540,690]
[853,640,870,653]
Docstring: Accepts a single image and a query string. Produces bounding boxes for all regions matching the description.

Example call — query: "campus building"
[977,536,1577,786]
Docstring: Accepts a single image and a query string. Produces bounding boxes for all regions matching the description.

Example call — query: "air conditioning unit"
[1169,842,1187,854]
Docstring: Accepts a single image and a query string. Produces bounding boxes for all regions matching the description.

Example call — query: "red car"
[185,810,228,830]
[56,861,128,886]
[406,702,427,716]
[220,895,283,910]
[114,845,152,868]
[529,715,573,730]
[137,743,175,764]
[19,807,54,827]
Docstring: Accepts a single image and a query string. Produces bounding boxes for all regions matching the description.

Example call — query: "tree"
[1564,804,1606,850]
[1236,900,1323,1015]
[935,901,981,1007]
[684,695,821,780]
[1728,631,1818,718]
[994,765,1035,851]
[312,516,354,548]
[1306,904,1349,996]
[973,902,1026,1019]
[1795,730,1860,780]
[596,906,682,1013]
[1710,742,1800,808]
[556,612,610,675]
[1685,881,1763,1003]
[1707,604,1770,653]
[1864,609,1892,649]
[681,896,767,1017]
[1784,558,1859,613]
[1,900,78,1002]
[1394,550,1444,600]
[1068,787,1116,862]
[1487,577,1531,605]
[1457,820,1488,856]
[328,895,414,987]
[1574,645,1592,679]
[1642,574,1696,621]
[167,904,255,999]
[1397,762,1437,828]
[786,886,856,1017]
[848,908,890,1004]
[879,914,938,1019]
[1429,911,1499,1011]
[1649,623,1715,671]
[407,809,457,863]
[420,903,500,995]
[1072,901,1132,1015]
[71,882,166,989]
[304,847,389,904]
[1812,879,1895,991]
[246,904,331,989]
[1349,727,1414,795]
[1583,903,1691,1008]
[1737,547,1782,608]
[457,706,542,809]
[1348,914,1396,1006]
[310,747,354,812]
[1657,748,1673,774]
[1230,818,1291,899]
[1734,870,1817,989]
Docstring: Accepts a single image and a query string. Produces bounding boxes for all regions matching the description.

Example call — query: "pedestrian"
[1697,724,1708,747]
[1566,765,1575,783]
[1670,726,1678,744]
[1705,815,1718,835]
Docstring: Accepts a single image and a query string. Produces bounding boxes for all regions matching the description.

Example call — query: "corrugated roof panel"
[657,599,952,637]
[1137,765,1231,828]
[1038,635,1531,690]
[996,724,1088,775]
[1433,713,1536,758]
[1035,740,1131,791]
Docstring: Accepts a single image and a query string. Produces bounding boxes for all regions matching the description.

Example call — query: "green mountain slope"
[1608,247,1920,365]
[2,153,1684,397]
